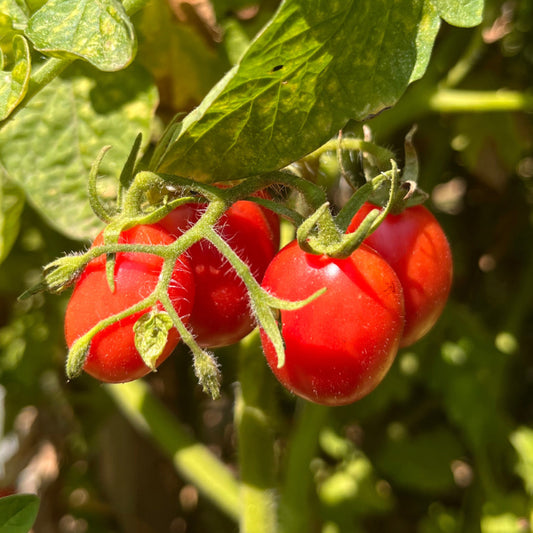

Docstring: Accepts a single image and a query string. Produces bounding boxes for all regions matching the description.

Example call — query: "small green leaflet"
[0,494,40,533]
[134,311,174,370]
[154,0,485,183]
[26,0,136,71]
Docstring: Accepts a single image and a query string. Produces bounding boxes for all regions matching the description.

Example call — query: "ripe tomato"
[348,203,452,347]
[260,240,405,406]
[64,224,195,383]
[159,198,279,348]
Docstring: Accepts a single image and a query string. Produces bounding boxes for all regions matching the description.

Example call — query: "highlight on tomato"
[348,202,452,347]
[260,240,405,406]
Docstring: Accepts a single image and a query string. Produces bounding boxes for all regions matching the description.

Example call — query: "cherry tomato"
[348,203,452,347]
[159,198,279,348]
[260,240,405,406]
[64,224,195,383]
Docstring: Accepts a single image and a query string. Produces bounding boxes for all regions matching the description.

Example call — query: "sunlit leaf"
[153,0,483,182]
[0,0,29,25]
[431,0,484,27]
[0,62,158,240]
[26,0,136,71]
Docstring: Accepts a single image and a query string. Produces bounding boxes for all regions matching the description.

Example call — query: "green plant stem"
[428,88,533,113]
[235,333,278,533]
[279,402,329,533]
[370,86,533,137]
[106,380,241,521]
[306,138,395,169]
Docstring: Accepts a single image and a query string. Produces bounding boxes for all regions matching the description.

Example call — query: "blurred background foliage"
[1,0,533,532]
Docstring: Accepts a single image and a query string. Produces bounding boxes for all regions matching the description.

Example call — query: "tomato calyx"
[297,161,400,259]
[364,127,429,215]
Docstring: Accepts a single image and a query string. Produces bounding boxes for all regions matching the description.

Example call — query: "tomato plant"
[348,202,453,347]
[259,240,405,406]
[64,224,194,382]
[3,1,532,532]
[159,198,279,347]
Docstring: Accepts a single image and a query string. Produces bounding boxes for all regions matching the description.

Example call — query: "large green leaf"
[431,0,484,27]
[0,34,31,120]
[154,0,482,182]
[0,62,158,240]
[0,494,39,533]
[0,171,24,264]
[26,0,136,71]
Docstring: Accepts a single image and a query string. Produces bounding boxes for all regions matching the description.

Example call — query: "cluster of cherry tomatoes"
[64,194,452,406]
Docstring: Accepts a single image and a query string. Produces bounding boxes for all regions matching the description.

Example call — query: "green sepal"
[88,145,114,223]
[18,252,89,299]
[133,310,174,371]
[193,349,222,400]
[66,334,92,379]
[118,133,143,207]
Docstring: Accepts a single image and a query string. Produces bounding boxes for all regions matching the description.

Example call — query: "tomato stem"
[279,402,329,533]
[235,332,279,533]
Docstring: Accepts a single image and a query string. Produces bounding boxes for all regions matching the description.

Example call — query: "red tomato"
[160,198,279,347]
[348,203,452,347]
[260,240,405,406]
[64,224,195,383]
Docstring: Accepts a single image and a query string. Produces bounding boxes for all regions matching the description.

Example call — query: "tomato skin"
[64,224,194,383]
[348,203,452,347]
[259,241,405,406]
[159,199,279,348]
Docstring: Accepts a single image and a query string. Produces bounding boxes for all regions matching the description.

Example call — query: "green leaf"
[510,427,533,496]
[0,494,40,533]
[410,0,441,83]
[0,61,158,240]
[154,0,459,182]
[0,34,31,120]
[430,0,484,27]
[26,0,136,71]
[0,171,24,264]
[0,0,29,25]
[133,310,174,370]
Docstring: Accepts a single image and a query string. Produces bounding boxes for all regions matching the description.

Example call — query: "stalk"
[279,402,328,533]
[235,333,279,533]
